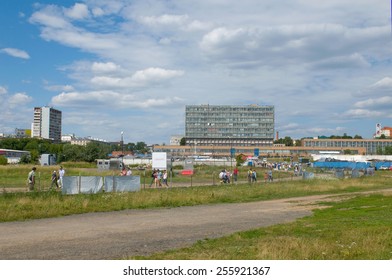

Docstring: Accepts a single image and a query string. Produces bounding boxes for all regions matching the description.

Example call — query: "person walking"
[27,167,36,191]
[233,167,239,184]
[156,169,163,187]
[162,170,169,187]
[149,169,157,187]
[268,169,273,182]
[250,169,257,183]
[58,166,65,188]
[247,168,253,184]
[50,170,59,190]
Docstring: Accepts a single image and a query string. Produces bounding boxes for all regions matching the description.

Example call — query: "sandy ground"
[0,190,390,260]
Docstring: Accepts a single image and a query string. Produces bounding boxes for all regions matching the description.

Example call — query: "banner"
[152,152,167,170]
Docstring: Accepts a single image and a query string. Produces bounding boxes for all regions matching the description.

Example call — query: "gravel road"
[0,192,378,260]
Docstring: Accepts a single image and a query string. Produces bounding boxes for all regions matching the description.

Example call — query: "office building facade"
[32,106,62,142]
[185,104,274,146]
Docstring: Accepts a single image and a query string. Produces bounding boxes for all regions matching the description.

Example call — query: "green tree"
[24,140,39,151]
[135,142,148,153]
[343,149,352,155]
[127,143,136,152]
[84,142,101,162]
[62,144,84,162]
[274,136,293,146]
[29,150,40,163]
[385,146,392,155]
[0,155,7,165]
[19,153,31,164]
[235,154,245,166]
[180,137,186,146]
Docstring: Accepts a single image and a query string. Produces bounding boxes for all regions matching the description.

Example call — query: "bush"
[0,155,7,165]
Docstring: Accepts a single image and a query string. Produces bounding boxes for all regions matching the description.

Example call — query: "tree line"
[0,138,149,164]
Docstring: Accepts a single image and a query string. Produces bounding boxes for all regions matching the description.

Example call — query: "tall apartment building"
[185,104,274,146]
[32,106,62,142]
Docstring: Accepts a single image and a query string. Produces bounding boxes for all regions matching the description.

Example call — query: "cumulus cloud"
[343,109,386,119]
[91,62,119,73]
[0,86,7,94]
[51,89,182,109]
[354,96,392,109]
[90,67,184,88]
[139,14,189,26]
[371,77,392,88]
[45,84,75,92]
[200,24,387,68]
[131,68,184,84]
[63,3,90,20]
[8,93,33,108]
[0,48,30,59]
[29,5,71,29]
[30,5,121,52]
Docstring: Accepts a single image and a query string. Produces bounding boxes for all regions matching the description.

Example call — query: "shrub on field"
[0,155,7,165]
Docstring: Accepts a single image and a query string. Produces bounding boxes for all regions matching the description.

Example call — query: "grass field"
[1,165,391,260]
[135,194,392,260]
[0,163,295,190]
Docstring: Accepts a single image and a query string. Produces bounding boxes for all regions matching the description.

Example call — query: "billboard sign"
[152,152,167,170]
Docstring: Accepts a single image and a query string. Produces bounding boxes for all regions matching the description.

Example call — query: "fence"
[313,161,370,169]
[62,176,141,195]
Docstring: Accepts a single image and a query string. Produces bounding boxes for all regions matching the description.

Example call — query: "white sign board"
[152,152,167,170]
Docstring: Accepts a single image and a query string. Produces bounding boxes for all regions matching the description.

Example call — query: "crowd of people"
[27,165,66,191]
[149,169,169,188]
[26,163,284,192]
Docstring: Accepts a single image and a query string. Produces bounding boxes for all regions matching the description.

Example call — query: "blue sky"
[1,0,391,144]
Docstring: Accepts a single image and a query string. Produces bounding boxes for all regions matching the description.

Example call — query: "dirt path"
[0,190,390,260]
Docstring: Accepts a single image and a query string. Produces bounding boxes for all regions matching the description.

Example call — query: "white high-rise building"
[32,106,62,142]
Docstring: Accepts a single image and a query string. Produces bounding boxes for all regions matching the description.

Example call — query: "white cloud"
[0,86,7,94]
[63,3,90,20]
[8,93,32,107]
[370,77,392,89]
[51,90,183,109]
[30,6,71,29]
[131,68,184,84]
[91,62,119,73]
[90,67,184,88]
[0,48,30,59]
[45,84,75,92]
[354,96,392,109]
[200,24,388,68]
[139,14,189,26]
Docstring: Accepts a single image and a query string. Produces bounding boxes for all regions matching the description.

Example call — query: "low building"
[374,126,392,138]
[302,138,392,155]
[153,144,365,159]
[0,148,30,164]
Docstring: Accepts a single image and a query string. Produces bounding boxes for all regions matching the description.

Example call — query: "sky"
[1,0,392,144]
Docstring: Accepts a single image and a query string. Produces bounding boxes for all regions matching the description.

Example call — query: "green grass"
[134,194,392,260]
[0,164,295,189]
[0,172,391,222]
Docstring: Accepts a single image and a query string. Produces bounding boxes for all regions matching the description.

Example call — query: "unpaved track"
[0,191,388,260]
